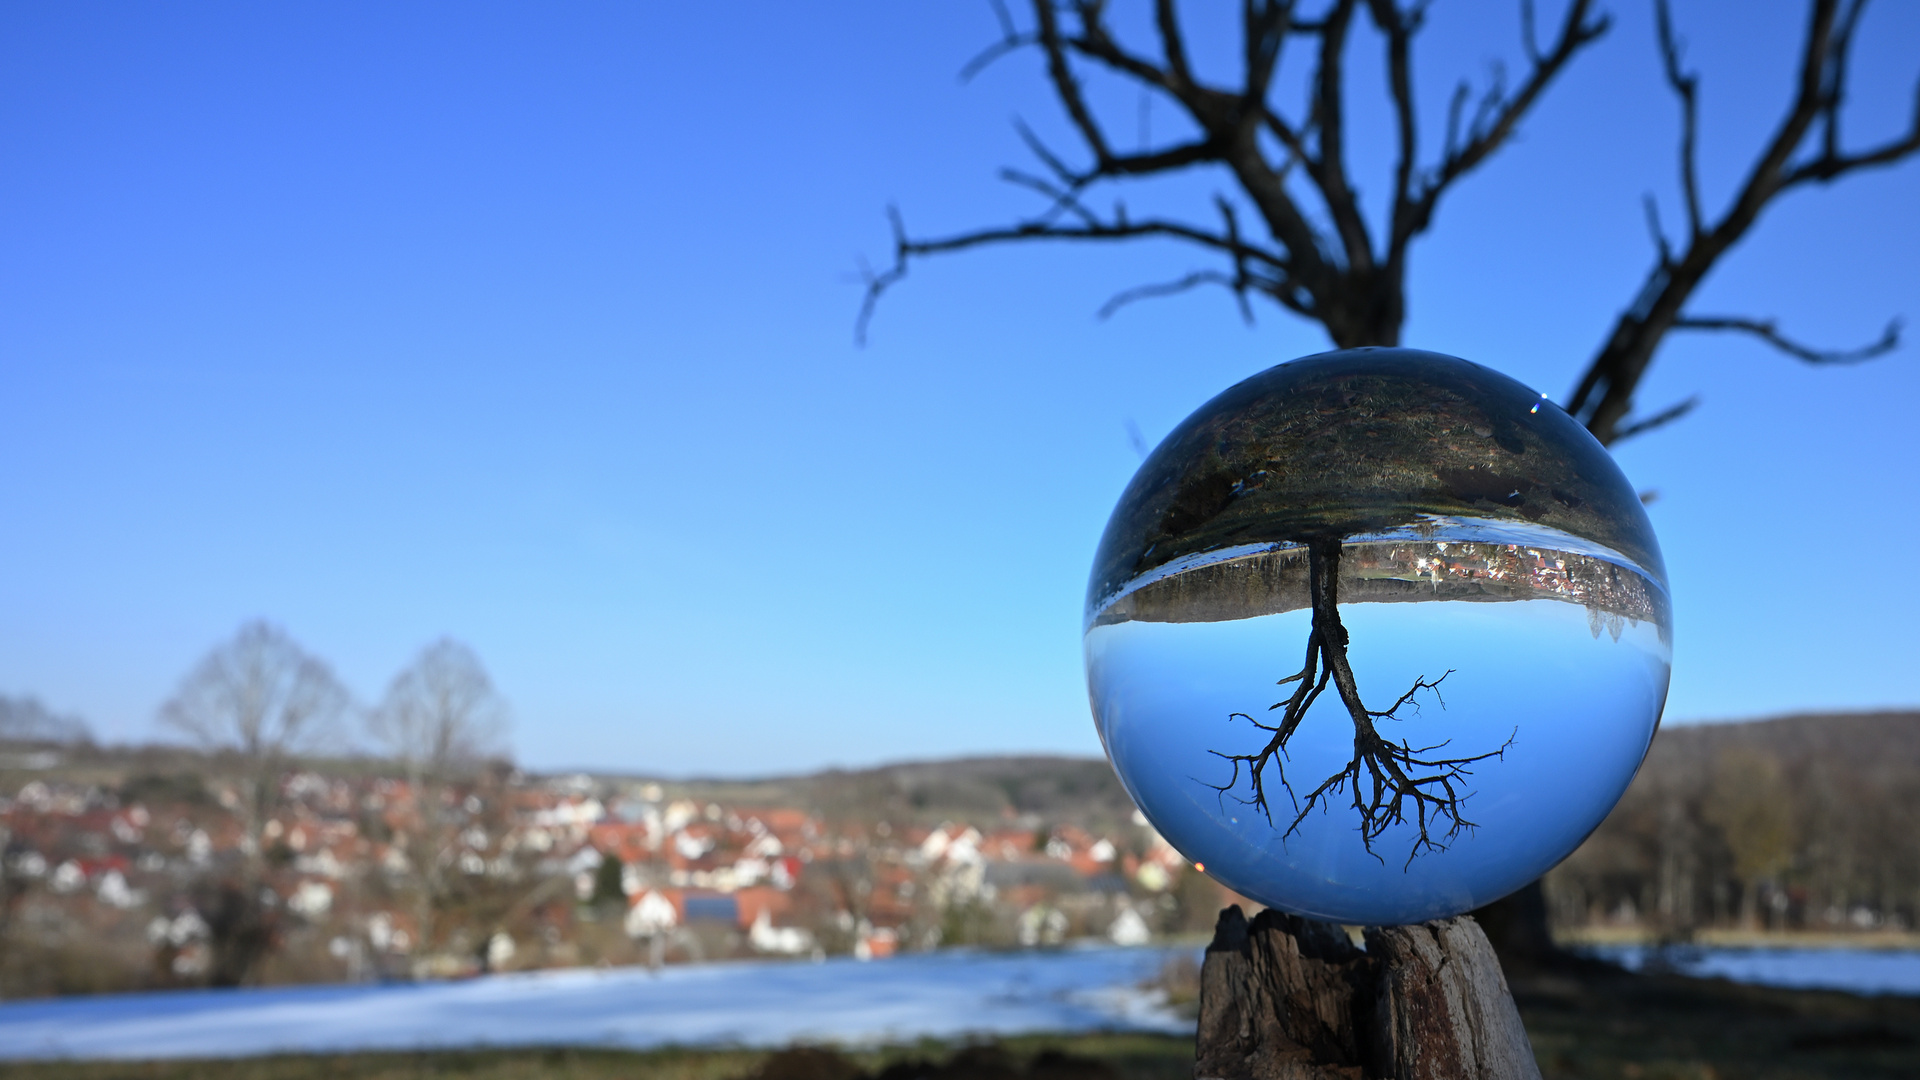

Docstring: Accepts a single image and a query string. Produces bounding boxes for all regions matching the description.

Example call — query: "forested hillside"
[1548,712,1920,936]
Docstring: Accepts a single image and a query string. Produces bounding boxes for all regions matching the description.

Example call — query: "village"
[8,707,1916,1003]
[0,747,1220,996]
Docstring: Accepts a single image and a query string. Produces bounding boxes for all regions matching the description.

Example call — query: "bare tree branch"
[853,207,911,348]
[857,181,1308,344]
[1611,394,1701,443]
[858,0,1603,349]
[1010,119,1082,192]
[1780,0,1920,186]
[1308,1,1374,275]
[1371,0,1423,280]
[1098,270,1245,322]
[898,208,1287,274]
[1673,315,1901,364]
[1642,193,1676,268]
[1654,0,1704,237]
[1519,0,1544,65]
[1036,1,1117,164]
[959,0,1034,83]
[1152,0,1195,91]
[1568,0,1919,445]
[1096,196,1263,321]
[1392,0,1608,256]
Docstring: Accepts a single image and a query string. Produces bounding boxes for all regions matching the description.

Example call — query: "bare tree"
[857,0,1918,954]
[1208,540,1511,867]
[860,0,1917,443]
[158,620,351,984]
[862,0,1607,350]
[1547,712,1920,939]
[367,638,510,964]
[161,620,351,843]
[0,694,92,745]
[369,638,507,782]
[1701,745,1797,928]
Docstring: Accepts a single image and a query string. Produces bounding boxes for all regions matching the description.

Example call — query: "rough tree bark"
[1196,905,1540,1080]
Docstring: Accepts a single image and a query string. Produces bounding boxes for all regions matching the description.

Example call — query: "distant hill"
[1551,710,1920,933]
[612,711,1920,829]
[10,709,1913,861]
[0,734,1140,834]
[1648,710,1920,779]
[625,755,1141,836]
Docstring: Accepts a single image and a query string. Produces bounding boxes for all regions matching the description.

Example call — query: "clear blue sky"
[3,2,1915,775]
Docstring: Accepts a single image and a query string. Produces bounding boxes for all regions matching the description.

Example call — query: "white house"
[624,889,678,938]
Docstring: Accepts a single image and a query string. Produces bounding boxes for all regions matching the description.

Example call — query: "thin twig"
[1673,315,1901,364]
[1655,0,1704,237]
[1611,395,1700,443]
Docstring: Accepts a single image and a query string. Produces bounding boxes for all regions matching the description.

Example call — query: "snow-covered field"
[1586,944,1920,996]
[0,945,1195,1062]
[6,942,1917,1063]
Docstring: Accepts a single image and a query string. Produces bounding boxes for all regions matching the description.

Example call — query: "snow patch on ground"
[0,945,1197,1061]
[1587,944,1920,996]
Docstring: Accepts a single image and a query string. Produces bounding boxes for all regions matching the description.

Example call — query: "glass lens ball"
[1084,348,1671,925]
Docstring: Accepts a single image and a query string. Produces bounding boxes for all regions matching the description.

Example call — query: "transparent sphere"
[1085,348,1671,926]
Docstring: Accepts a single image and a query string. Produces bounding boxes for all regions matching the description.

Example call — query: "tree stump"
[1194,906,1540,1080]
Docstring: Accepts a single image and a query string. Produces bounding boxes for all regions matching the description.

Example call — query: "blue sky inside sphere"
[1,1,1915,775]
[1090,595,1668,924]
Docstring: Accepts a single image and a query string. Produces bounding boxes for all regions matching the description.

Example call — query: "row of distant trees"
[154,621,512,984]
[159,620,510,790]
[1,623,522,989]
[1547,712,1920,938]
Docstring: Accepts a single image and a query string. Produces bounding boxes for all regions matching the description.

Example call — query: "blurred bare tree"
[367,638,510,965]
[0,694,92,745]
[158,620,351,984]
[1549,712,1920,938]
[1702,745,1797,928]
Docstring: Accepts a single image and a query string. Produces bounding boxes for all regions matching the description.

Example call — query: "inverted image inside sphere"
[1085,348,1670,926]
[1086,348,1664,615]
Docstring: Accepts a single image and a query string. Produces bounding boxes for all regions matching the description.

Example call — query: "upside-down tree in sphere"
[858,0,1919,977]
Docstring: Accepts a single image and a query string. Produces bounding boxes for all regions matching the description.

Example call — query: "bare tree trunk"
[408,764,441,966]
[1196,906,1540,1080]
